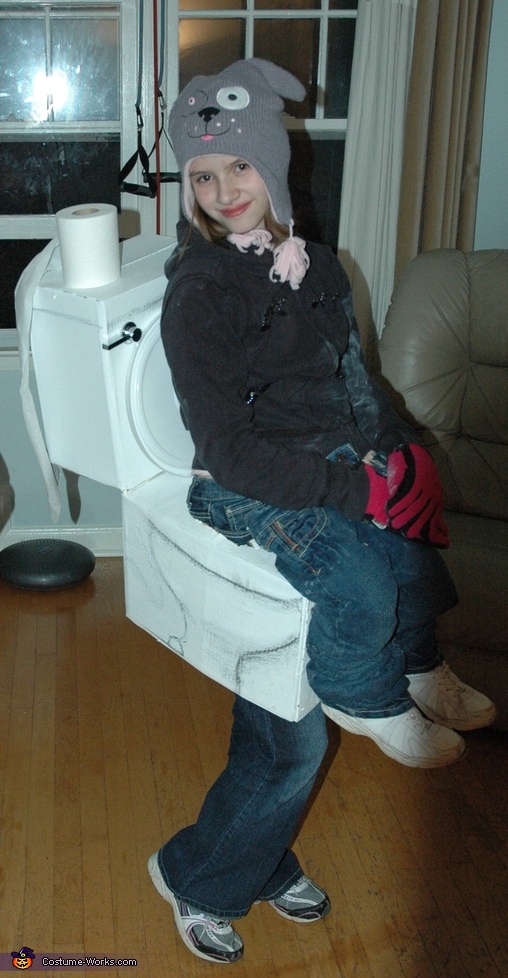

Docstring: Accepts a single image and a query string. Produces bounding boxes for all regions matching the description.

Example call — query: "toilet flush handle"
[122,322,142,343]
[102,322,143,351]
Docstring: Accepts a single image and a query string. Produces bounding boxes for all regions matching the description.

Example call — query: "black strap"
[119,0,180,198]
[119,108,158,197]
[150,93,181,186]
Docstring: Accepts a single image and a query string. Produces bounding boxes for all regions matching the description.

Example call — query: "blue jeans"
[158,478,457,918]
[158,696,328,918]
[186,477,458,718]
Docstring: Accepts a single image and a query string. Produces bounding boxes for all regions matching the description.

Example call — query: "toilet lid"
[126,316,194,475]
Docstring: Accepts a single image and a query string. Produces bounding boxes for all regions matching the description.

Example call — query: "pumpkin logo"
[11,947,35,969]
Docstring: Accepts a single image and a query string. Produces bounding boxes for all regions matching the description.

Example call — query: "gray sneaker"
[322,703,466,768]
[269,875,331,922]
[147,852,244,963]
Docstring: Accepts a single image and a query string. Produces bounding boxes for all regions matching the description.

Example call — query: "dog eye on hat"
[216,87,250,110]
[183,91,207,115]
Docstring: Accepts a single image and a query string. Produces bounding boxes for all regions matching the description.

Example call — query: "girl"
[148,59,495,964]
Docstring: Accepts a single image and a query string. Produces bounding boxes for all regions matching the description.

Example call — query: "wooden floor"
[1,557,507,978]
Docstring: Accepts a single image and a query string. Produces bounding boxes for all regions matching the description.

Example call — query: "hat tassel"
[270,220,310,290]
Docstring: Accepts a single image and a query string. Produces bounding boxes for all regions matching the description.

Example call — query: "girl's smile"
[220,201,252,219]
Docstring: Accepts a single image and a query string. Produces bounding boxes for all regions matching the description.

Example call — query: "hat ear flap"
[248,58,306,103]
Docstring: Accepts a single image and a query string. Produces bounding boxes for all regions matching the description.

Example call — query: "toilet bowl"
[30,234,318,720]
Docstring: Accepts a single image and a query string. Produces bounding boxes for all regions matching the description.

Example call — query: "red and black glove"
[386,443,450,548]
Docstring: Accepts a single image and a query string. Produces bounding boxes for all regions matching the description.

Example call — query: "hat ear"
[248,58,306,103]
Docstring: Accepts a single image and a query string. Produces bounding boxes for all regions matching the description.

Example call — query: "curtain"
[338,0,418,341]
[395,0,494,282]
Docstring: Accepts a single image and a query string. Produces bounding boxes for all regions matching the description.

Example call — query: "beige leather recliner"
[378,249,508,730]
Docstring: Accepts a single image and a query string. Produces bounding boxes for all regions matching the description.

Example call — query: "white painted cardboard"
[123,472,318,721]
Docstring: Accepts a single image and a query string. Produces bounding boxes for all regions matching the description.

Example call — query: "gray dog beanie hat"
[169,58,306,226]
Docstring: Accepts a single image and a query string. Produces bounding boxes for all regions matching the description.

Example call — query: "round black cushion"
[0,539,95,590]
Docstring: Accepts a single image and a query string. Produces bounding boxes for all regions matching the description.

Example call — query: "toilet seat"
[126,317,192,476]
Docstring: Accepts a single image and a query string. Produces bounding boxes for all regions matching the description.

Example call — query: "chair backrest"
[378,248,508,520]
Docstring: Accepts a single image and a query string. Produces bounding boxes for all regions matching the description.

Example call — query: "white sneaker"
[147,852,244,963]
[321,703,465,768]
[407,662,497,731]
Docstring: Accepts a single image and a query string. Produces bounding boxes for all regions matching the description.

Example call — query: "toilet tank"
[30,234,186,490]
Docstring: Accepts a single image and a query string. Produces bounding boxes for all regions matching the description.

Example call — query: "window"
[0,0,136,333]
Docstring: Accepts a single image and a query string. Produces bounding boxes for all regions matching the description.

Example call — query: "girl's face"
[188,155,270,235]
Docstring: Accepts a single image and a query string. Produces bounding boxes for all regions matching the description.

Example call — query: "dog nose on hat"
[198,106,220,123]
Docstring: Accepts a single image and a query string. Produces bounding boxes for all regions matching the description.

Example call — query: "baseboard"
[0,524,123,557]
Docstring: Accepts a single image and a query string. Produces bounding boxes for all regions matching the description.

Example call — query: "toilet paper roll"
[56,203,120,289]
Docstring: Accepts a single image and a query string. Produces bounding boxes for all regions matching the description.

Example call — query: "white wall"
[474,0,508,249]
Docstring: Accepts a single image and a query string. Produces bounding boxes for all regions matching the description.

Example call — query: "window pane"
[179,19,245,89]
[180,0,244,10]
[329,1,357,9]
[1,239,50,329]
[325,17,355,117]
[289,134,344,249]
[254,19,318,118]
[0,16,46,122]
[256,0,320,10]
[51,17,120,121]
[0,139,120,215]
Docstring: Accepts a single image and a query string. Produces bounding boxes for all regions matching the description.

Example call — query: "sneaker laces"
[189,909,240,951]
[191,909,233,933]
[285,876,311,896]
[432,663,466,693]
[208,918,233,933]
